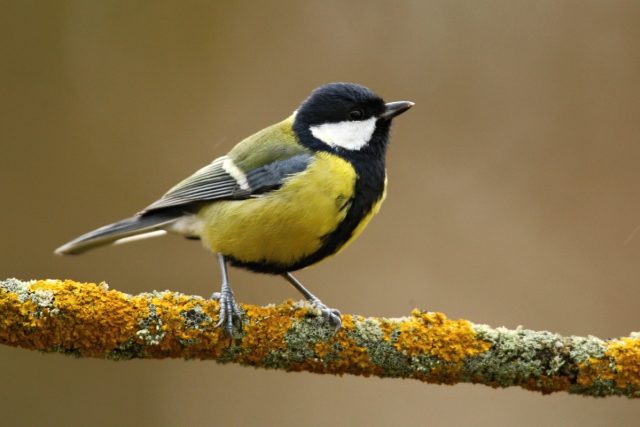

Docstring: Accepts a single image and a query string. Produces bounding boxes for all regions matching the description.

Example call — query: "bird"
[55,82,413,334]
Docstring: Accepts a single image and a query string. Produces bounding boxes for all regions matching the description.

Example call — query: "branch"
[1,278,638,397]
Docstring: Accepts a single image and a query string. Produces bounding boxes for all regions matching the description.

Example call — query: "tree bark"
[1,278,638,398]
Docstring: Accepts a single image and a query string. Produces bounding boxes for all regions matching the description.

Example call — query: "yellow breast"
[198,152,357,266]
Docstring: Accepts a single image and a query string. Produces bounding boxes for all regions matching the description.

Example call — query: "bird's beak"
[379,101,414,120]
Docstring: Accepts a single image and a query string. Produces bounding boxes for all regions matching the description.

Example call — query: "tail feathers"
[55,213,180,255]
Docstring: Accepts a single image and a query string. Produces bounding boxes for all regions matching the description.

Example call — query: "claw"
[309,298,342,329]
[211,287,243,336]
[281,272,342,330]
[213,254,243,336]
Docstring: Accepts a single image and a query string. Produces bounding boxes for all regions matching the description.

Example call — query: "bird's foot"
[308,298,342,329]
[211,287,243,336]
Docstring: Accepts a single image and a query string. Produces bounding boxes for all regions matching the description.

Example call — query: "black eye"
[349,109,364,120]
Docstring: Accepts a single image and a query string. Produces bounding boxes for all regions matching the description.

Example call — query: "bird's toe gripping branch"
[211,287,244,336]
[308,299,342,329]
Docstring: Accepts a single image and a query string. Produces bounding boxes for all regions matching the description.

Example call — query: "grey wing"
[141,157,244,213]
[141,154,313,214]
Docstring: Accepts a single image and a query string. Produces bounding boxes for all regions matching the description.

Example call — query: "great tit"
[55,82,413,333]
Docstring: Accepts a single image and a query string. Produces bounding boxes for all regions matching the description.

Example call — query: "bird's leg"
[211,254,243,335]
[282,272,342,329]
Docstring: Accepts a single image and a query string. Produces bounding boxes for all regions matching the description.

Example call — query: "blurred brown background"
[2,0,640,425]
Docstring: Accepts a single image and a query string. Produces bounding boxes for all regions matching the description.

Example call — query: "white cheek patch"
[310,117,377,151]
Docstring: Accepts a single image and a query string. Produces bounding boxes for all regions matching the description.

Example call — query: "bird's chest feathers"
[199,153,366,265]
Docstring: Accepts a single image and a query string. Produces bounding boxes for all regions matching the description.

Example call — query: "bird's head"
[293,82,413,156]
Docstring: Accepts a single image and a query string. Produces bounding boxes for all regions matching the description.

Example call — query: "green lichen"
[178,305,213,345]
[569,336,606,363]
[2,278,57,318]
[348,317,412,377]
[467,325,572,389]
[180,305,212,330]
[270,315,335,366]
[136,303,165,346]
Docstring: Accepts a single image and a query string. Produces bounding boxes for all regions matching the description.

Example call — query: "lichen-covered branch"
[1,279,638,397]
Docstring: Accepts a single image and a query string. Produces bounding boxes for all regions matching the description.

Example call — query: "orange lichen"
[578,336,640,390]
[141,292,222,357]
[240,301,295,364]
[284,314,376,376]
[313,342,330,358]
[327,315,380,376]
[30,280,148,356]
[606,337,640,388]
[0,280,227,358]
[390,309,491,362]
[0,291,40,340]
